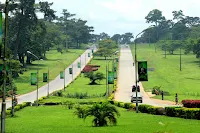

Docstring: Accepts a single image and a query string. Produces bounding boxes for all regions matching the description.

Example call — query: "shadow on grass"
[187,61,200,67]
[185,77,200,80]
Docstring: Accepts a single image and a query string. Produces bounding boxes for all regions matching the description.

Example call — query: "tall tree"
[145,9,165,41]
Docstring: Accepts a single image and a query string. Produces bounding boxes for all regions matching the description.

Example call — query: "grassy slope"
[131,44,200,102]
[6,106,200,133]
[14,49,84,95]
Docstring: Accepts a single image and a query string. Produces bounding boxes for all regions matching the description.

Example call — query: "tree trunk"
[18,53,25,67]
[26,54,31,64]
[66,34,68,51]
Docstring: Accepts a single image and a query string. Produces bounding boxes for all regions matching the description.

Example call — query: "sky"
[1,0,200,36]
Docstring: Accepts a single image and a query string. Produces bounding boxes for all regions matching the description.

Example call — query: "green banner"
[0,64,9,71]
[138,61,148,81]
[31,73,37,85]
[108,71,114,84]
[43,73,48,82]
[78,62,81,68]
[88,53,90,57]
[114,71,117,79]
[69,68,73,74]
[114,63,117,71]
[60,71,64,79]
[115,58,119,62]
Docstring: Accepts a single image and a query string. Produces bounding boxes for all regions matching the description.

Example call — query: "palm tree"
[84,102,120,127]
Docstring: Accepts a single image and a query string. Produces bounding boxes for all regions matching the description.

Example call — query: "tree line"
[137,9,200,58]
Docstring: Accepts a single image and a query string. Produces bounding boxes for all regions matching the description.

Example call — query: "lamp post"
[134,30,146,113]
[47,67,50,96]
[79,55,81,77]
[107,51,119,96]
[27,51,41,106]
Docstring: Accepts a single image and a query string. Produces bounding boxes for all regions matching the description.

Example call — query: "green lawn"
[14,49,84,95]
[6,106,200,133]
[44,56,116,102]
[131,43,200,102]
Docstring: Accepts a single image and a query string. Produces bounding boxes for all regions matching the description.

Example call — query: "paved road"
[0,47,97,109]
[114,46,176,107]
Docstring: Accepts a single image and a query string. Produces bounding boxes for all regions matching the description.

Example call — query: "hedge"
[165,107,200,120]
[182,100,200,108]
[138,104,165,115]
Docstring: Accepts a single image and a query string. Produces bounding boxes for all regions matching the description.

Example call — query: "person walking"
[161,91,164,100]
[175,93,178,105]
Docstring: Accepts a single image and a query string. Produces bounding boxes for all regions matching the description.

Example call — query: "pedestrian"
[175,93,178,105]
[161,91,164,100]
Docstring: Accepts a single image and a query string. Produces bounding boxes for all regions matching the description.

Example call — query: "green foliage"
[66,92,89,99]
[138,104,166,115]
[165,107,200,120]
[74,105,87,118]
[52,90,63,97]
[84,72,105,85]
[83,102,120,127]
[95,39,118,59]
[62,101,74,109]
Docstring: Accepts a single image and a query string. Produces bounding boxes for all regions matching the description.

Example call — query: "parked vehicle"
[132,85,140,92]
[131,92,143,103]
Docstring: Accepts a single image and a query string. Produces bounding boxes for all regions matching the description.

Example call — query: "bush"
[182,100,200,108]
[108,94,114,101]
[62,101,75,109]
[14,106,21,111]
[66,92,89,99]
[6,110,11,115]
[17,104,23,109]
[52,90,63,97]
[138,104,165,115]
[165,107,200,120]
[124,103,133,109]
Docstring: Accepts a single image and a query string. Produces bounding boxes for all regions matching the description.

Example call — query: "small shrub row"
[113,101,136,110]
[182,100,200,108]
[51,90,63,97]
[6,102,31,115]
[165,107,200,120]
[138,104,165,115]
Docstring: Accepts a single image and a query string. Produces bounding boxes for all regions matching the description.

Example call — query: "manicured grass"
[6,106,200,133]
[131,43,200,102]
[62,56,114,96]
[44,56,116,102]
[40,96,106,103]
[14,49,84,95]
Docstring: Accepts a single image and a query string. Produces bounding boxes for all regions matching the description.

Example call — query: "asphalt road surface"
[0,46,97,110]
[114,45,177,107]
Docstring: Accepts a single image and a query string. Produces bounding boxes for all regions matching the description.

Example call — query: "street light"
[107,51,119,97]
[27,51,41,106]
[134,30,146,113]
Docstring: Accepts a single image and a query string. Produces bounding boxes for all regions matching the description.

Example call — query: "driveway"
[0,46,97,109]
[114,45,177,107]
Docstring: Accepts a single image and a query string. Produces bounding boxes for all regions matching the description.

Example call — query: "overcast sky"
[1,0,200,36]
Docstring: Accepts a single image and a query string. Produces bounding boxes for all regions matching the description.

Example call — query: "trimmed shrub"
[108,94,114,101]
[139,104,165,115]
[14,106,20,111]
[165,107,200,120]
[182,100,200,108]
[6,110,11,115]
